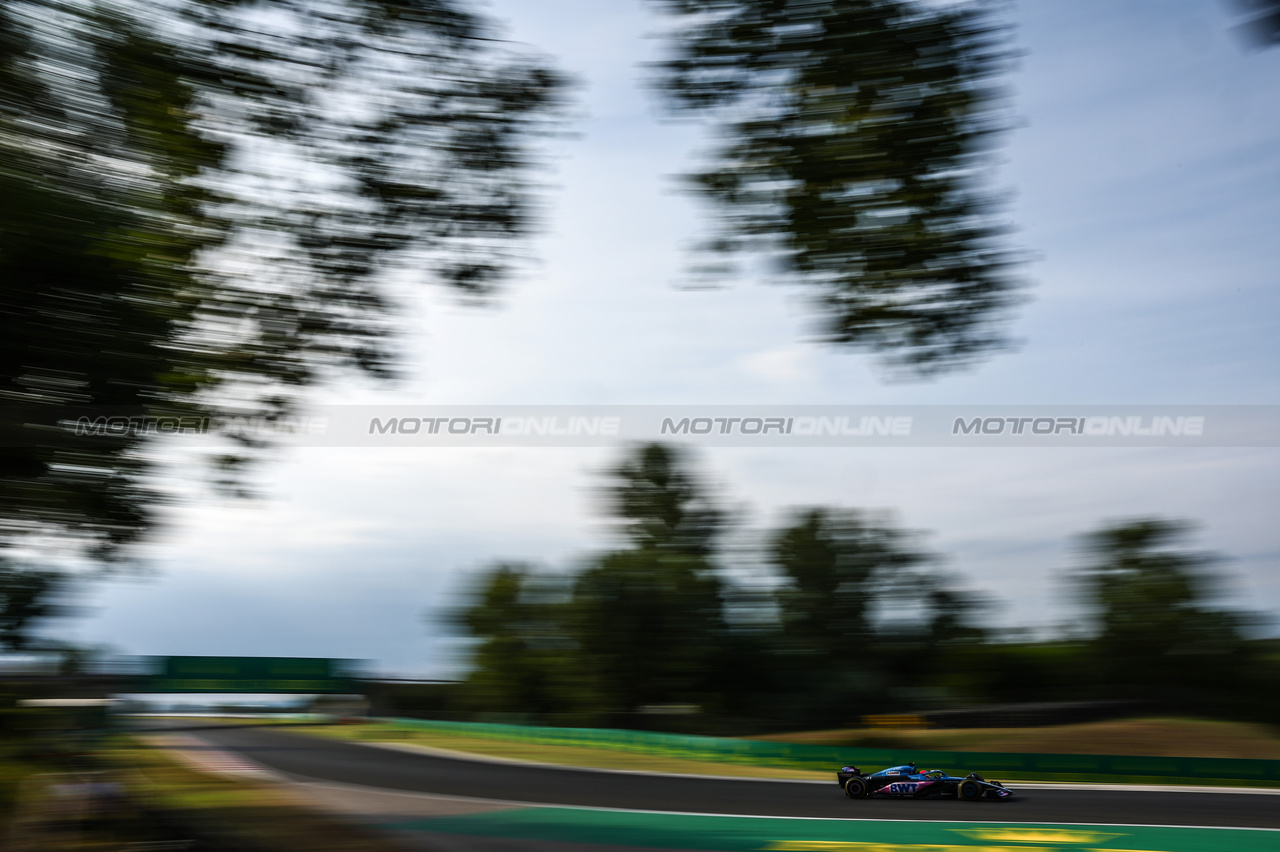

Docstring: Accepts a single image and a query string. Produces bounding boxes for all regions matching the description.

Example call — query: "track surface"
[160,724,1280,830]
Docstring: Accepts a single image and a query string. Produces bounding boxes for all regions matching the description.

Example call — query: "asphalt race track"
[158,723,1280,830]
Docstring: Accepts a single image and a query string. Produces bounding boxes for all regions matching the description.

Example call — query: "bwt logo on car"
[661,416,912,436]
[952,415,1205,437]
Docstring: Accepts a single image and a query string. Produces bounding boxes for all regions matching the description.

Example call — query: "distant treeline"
[426,445,1277,733]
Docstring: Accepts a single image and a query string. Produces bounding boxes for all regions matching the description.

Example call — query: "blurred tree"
[605,443,724,557]
[0,0,564,560]
[570,549,725,713]
[0,559,64,651]
[450,486,1280,726]
[921,586,987,647]
[771,508,929,660]
[768,507,935,722]
[941,640,1084,706]
[1072,519,1255,698]
[652,0,1024,375]
[875,582,988,709]
[1230,0,1280,47]
[451,564,585,716]
[573,444,727,712]
[450,448,1008,726]
[0,2,214,559]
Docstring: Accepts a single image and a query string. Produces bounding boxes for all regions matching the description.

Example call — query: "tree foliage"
[0,0,564,560]
[1231,0,1280,48]
[652,0,1024,375]
[0,559,64,651]
[605,443,724,557]
[452,451,1277,729]
[452,444,978,727]
[771,507,930,660]
[455,445,729,715]
[1071,518,1255,695]
[571,549,725,712]
[768,507,980,725]
[449,564,581,715]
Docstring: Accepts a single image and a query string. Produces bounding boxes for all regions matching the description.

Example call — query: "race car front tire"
[844,777,868,799]
[958,779,983,802]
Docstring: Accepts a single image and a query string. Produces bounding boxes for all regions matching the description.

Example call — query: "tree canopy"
[0,0,564,561]
[0,559,63,651]
[1071,518,1256,695]
[605,443,724,557]
[652,0,1025,375]
[452,443,982,728]
[450,449,1279,730]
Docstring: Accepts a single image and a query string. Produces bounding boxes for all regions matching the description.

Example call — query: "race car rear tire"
[844,777,868,799]
[958,779,983,802]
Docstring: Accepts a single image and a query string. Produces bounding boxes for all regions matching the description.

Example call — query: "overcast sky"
[64,0,1280,678]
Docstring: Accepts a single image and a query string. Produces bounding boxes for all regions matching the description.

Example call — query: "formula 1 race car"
[837,762,1013,801]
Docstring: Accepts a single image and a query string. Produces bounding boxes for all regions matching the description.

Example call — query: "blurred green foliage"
[1071,519,1266,705]
[451,444,1276,731]
[0,561,63,651]
[0,0,564,562]
[452,444,985,729]
[652,0,1026,375]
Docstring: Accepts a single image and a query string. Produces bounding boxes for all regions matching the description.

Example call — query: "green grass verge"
[307,723,829,779]
[105,736,419,850]
[287,718,1280,788]
[755,717,1280,759]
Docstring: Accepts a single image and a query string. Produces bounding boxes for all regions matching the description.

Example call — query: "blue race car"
[837,762,1013,801]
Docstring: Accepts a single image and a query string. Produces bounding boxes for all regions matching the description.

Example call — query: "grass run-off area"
[753,717,1280,759]
[0,735,412,850]
[113,736,412,850]
[306,724,832,780]
[296,716,1280,781]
